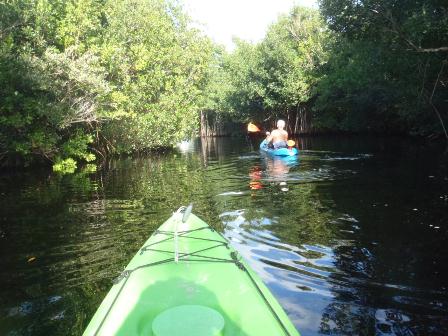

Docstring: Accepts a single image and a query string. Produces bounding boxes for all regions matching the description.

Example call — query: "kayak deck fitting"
[83,205,300,336]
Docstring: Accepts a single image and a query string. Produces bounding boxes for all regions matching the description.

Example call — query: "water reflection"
[248,150,299,192]
[264,155,293,180]
[249,165,263,190]
[0,136,447,336]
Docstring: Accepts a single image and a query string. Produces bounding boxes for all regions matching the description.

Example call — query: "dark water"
[1,136,447,336]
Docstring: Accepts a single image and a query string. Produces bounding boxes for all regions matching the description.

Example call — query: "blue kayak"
[259,139,299,157]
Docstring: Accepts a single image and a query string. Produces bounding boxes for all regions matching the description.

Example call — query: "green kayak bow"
[83,205,300,336]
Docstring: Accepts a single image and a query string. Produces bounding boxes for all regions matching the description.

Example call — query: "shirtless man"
[266,120,288,149]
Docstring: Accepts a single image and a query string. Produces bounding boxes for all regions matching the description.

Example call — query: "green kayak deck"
[83,206,300,336]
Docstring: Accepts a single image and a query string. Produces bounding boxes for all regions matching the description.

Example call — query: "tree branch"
[370,8,448,54]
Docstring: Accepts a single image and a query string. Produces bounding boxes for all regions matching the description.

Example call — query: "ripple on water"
[1,137,448,336]
[216,191,247,197]
[219,200,448,335]
[221,209,338,300]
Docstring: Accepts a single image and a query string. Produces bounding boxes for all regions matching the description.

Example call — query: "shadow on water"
[0,136,447,335]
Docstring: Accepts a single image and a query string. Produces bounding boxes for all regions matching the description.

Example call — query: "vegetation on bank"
[315,0,448,137]
[209,1,447,138]
[1,0,447,171]
[0,0,214,170]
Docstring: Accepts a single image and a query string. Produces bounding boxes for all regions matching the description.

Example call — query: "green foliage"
[257,7,331,114]
[2,0,446,170]
[57,0,103,49]
[62,131,95,162]
[203,7,330,132]
[316,0,448,136]
[97,0,214,152]
[199,46,234,117]
[220,39,265,120]
[53,158,77,174]
[204,2,447,138]
[0,0,215,169]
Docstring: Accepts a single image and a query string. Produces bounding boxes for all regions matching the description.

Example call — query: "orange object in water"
[247,122,261,133]
[250,181,263,190]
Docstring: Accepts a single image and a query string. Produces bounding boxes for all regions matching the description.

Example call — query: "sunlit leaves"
[207,7,329,125]
[0,0,215,168]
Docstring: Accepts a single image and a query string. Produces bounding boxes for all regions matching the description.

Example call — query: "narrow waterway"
[1,136,447,336]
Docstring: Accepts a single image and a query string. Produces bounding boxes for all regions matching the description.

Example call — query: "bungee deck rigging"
[83,206,300,336]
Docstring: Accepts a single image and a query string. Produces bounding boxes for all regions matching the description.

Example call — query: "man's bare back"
[266,120,288,149]
[270,129,288,143]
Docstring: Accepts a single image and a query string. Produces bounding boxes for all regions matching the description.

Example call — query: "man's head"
[277,119,285,129]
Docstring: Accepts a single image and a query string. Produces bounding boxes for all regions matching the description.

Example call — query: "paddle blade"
[247,122,261,133]
[287,140,296,147]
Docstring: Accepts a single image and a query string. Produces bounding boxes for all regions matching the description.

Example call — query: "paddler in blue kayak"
[265,119,288,149]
